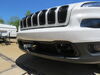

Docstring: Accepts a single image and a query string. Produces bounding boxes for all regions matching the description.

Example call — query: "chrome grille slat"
[20,5,69,30]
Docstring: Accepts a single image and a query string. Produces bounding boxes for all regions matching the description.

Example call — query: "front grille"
[27,14,32,27]
[32,12,40,26]
[20,20,23,28]
[33,43,79,57]
[22,17,27,28]
[58,5,68,23]
[47,8,56,24]
[39,10,47,25]
[18,40,79,57]
[20,5,69,30]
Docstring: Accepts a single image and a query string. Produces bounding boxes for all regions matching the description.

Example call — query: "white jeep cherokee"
[17,1,100,64]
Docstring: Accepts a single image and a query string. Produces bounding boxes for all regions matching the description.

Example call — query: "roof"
[0,24,16,29]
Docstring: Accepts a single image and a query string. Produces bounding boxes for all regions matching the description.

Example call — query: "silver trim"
[20,5,69,30]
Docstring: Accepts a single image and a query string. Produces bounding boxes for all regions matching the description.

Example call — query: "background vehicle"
[0,24,17,38]
[17,1,100,64]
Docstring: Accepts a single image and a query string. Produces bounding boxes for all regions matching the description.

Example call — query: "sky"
[0,0,100,23]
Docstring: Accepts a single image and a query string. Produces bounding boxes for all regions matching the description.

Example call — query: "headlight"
[81,19,100,28]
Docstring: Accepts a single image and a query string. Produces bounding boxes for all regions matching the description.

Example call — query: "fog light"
[89,44,100,53]
[94,44,100,51]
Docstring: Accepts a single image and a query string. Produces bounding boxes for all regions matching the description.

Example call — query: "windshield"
[81,2,100,7]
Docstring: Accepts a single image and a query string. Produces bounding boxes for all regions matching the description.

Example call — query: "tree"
[0,18,4,24]
[8,16,20,30]
[25,10,31,16]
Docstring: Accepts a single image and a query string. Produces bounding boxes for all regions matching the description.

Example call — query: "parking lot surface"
[0,40,26,75]
[1,39,100,75]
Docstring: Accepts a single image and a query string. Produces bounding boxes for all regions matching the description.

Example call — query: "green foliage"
[1,10,32,31]
[25,10,31,16]
[8,16,20,30]
[0,18,4,24]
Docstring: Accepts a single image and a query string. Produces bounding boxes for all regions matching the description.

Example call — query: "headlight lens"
[81,19,100,28]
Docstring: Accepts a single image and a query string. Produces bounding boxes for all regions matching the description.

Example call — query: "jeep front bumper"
[18,40,100,64]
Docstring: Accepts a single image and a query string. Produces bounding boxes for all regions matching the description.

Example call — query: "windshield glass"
[81,2,100,7]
